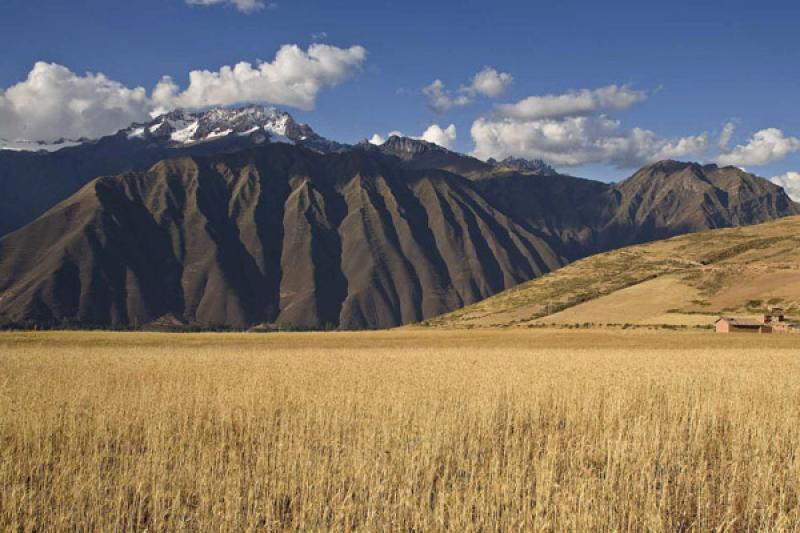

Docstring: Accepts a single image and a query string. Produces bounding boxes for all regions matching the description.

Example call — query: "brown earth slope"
[426,215,800,329]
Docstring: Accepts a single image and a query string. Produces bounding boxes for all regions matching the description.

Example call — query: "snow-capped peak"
[1,105,346,154]
[125,105,315,146]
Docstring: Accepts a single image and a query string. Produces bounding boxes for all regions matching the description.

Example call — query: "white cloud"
[423,66,512,113]
[770,172,800,201]
[420,123,457,149]
[368,133,385,145]
[717,128,800,167]
[0,44,366,141]
[0,62,152,141]
[369,124,456,149]
[470,85,707,167]
[311,31,328,41]
[186,0,276,13]
[153,44,366,112]
[470,67,513,98]
[495,85,647,121]
[718,121,735,149]
[423,80,472,113]
[471,114,707,167]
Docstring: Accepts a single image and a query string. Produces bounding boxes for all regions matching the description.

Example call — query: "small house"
[715,317,772,334]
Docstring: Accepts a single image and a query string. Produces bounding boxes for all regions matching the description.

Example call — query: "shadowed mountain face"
[0,106,347,237]
[0,134,797,330]
[0,145,561,329]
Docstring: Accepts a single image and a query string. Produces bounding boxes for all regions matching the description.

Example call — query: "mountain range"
[0,106,797,329]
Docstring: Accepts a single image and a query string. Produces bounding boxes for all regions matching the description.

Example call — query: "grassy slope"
[426,215,800,328]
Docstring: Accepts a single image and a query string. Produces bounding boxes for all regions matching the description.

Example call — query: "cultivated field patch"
[2,330,800,531]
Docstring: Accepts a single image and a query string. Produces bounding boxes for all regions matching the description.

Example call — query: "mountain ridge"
[0,141,797,330]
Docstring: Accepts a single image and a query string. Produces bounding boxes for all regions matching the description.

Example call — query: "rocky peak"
[380,136,446,156]
[487,156,556,175]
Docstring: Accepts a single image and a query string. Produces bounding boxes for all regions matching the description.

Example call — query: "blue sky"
[1,0,799,186]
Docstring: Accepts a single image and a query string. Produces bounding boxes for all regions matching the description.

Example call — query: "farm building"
[716,307,800,334]
[715,318,772,334]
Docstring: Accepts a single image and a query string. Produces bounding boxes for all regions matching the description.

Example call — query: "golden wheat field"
[2,329,800,531]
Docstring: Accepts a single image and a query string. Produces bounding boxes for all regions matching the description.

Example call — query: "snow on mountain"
[123,106,322,147]
[2,105,346,153]
[0,138,83,152]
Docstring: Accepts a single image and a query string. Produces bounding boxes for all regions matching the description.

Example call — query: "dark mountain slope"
[0,106,346,237]
[0,145,561,329]
[370,136,494,179]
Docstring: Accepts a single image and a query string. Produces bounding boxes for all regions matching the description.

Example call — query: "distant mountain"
[366,138,555,180]
[475,160,800,261]
[486,156,557,175]
[0,145,561,329]
[425,214,800,329]
[367,135,493,179]
[598,160,797,249]
[0,106,345,236]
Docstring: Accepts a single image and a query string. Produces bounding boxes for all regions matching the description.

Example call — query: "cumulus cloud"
[717,128,800,167]
[186,0,276,13]
[420,123,457,149]
[495,85,646,121]
[0,44,366,141]
[369,123,457,149]
[423,66,512,113]
[153,44,366,111]
[470,85,709,167]
[470,67,513,98]
[770,171,800,201]
[0,62,152,141]
[471,114,708,167]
